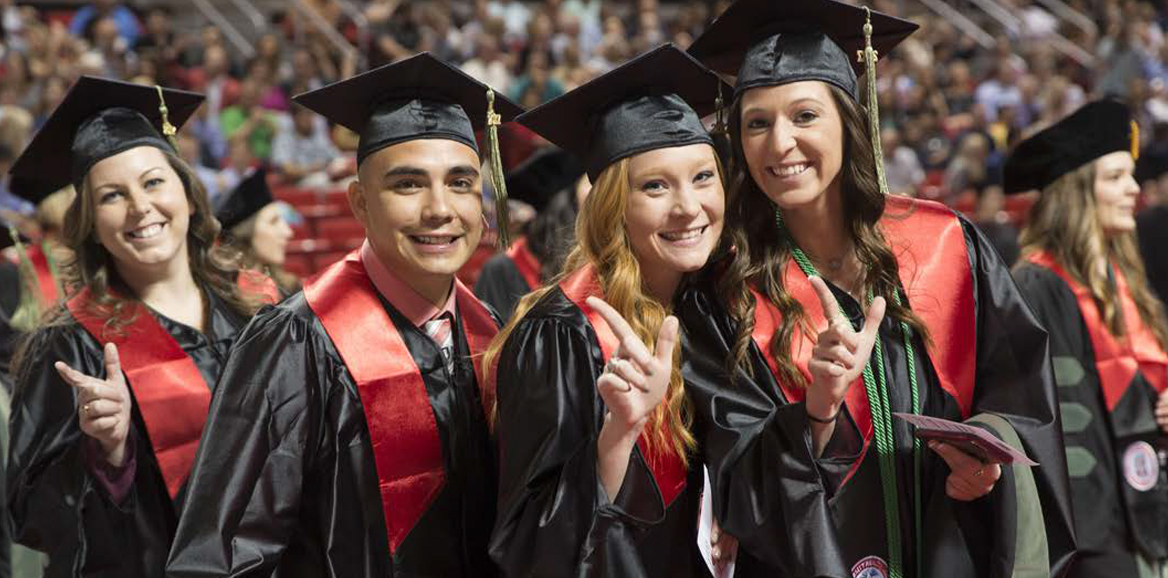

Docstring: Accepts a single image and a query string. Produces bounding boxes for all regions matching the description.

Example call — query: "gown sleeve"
[7,321,157,573]
[489,308,672,578]
[165,306,322,578]
[473,254,529,323]
[957,218,1077,577]
[678,284,852,578]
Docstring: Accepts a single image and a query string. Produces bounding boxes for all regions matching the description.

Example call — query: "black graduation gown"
[678,217,1076,578]
[490,287,731,578]
[474,253,533,323]
[165,290,499,578]
[7,294,248,578]
[1014,262,1168,576]
[0,261,22,378]
[1137,206,1168,309]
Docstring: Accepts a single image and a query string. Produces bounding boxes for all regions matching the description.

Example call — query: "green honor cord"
[779,212,922,577]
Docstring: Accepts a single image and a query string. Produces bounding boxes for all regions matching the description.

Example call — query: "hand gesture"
[929,441,1001,501]
[586,296,679,435]
[1155,388,1168,433]
[710,519,738,576]
[55,343,132,467]
[805,276,886,420]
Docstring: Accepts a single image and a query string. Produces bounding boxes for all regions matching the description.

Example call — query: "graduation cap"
[505,148,584,211]
[292,52,524,245]
[215,167,273,232]
[687,0,918,100]
[517,44,732,182]
[7,175,63,208]
[1136,149,1168,184]
[1003,99,1138,194]
[9,76,204,193]
[292,52,524,165]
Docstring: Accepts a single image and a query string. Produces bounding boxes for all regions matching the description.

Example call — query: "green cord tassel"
[8,227,44,332]
[485,89,511,248]
[859,7,890,198]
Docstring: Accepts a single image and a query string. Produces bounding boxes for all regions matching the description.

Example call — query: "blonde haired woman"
[486,45,740,576]
[1010,99,1168,577]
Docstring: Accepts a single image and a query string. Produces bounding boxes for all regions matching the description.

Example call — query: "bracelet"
[806,407,841,424]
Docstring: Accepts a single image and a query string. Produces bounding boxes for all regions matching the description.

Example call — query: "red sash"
[236,269,280,304]
[67,291,210,499]
[1025,251,1168,410]
[27,244,59,305]
[559,265,688,507]
[506,236,542,291]
[304,250,497,555]
[752,197,977,476]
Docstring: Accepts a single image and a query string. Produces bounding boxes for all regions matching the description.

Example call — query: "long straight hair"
[719,83,930,385]
[484,153,727,464]
[1018,161,1168,350]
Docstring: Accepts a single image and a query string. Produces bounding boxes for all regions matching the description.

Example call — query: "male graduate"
[165,53,522,577]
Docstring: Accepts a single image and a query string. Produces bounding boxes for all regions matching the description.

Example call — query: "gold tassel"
[155,85,178,149]
[8,226,44,332]
[858,7,890,196]
[485,89,511,248]
[1131,119,1140,160]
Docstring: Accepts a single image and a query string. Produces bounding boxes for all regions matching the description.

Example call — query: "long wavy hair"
[719,83,930,386]
[1018,161,1168,350]
[484,154,725,464]
[28,149,266,335]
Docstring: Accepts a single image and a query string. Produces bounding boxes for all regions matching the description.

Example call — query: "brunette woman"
[678,1,1075,576]
[214,167,300,297]
[1009,99,1168,577]
[6,76,273,577]
[486,45,740,576]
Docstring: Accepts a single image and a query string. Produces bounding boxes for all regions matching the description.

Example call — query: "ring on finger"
[975,464,985,477]
[82,403,92,417]
[604,358,620,375]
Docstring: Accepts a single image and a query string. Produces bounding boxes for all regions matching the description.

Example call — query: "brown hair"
[484,153,727,464]
[1018,162,1168,350]
[222,209,301,296]
[719,83,930,385]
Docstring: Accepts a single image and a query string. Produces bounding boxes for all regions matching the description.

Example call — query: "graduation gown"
[166,251,500,578]
[7,291,249,578]
[474,236,543,322]
[678,197,1076,578]
[1137,205,1168,309]
[491,265,724,578]
[1014,255,1168,575]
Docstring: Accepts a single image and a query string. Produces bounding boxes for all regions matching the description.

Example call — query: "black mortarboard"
[1136,149,1168,184]
[292,52,524,165]
[517,44,731,182]
[688,0,917,99]
[505,148,584,211]
[7,175,64,207]
[1003,99,1138,194]
[9,76,203,193]
[215,168,273,232]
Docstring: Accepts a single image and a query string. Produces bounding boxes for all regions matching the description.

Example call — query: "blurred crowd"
[0,0,1167,217]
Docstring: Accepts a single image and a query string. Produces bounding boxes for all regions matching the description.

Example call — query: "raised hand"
[586,296,679,434]
[929,441,1002,501]
[55,343,132,467]
[805,276,886,422]
[586,296,679,500]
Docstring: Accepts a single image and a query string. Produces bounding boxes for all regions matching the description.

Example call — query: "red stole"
[304,250,497,555]
[752,197,977,477]
[27,244,59,305]
[559,265,688,507]
[1025,251,1168,409]
[67,291,211,499]
[237,269,280,304]
[506,236,542,291]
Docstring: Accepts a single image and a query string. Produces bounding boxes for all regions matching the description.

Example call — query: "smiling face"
[1093,150,1141,236]
[624,143,724,289]
[86,145,192,275]
[349,138,485,285]
[738,80,845,210]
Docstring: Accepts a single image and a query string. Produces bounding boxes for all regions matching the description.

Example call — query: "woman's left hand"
[929,441,1001,501]
[710,519,738,575]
